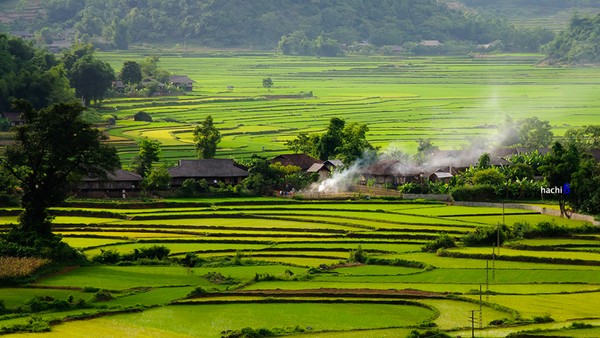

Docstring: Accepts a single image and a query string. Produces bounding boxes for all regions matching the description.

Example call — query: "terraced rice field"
[93,52,600,162]
[1,198,599,337]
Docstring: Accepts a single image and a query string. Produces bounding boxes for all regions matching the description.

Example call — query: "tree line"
[24,0,553,53]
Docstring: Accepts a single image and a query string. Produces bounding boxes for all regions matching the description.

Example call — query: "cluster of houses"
[75,147,600,198]
[112,75,195,95]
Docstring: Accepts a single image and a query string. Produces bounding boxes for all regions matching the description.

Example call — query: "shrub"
[422,233,456,252]
[406,329,451,338]
[473,168,505,186]
[133,111,152,122]
[451,184,498,201]
[92,249,121,264]
[532,314,554,323]
[93,290,113,302]
[187,286,208,298]
[348,245,367,263]
[462,225,508,247]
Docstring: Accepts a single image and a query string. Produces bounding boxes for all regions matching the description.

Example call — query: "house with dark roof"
[168,159,249,187]
[76,169,143,198]
[361,160,425,186]
[430,150,510,175]
[307,163,331,181]
[0,112,23,127]
[271,154,322,172]
[168,75,195,91]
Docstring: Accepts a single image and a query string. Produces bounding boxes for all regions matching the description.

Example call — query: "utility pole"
[492,244,496,281]
[470,310,476,338]
[479,284,483,328]
[486,260,489,301]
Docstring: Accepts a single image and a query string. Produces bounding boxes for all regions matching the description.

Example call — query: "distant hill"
[542,13,600,64]
[456,0,600,31]
[4,0,554,52]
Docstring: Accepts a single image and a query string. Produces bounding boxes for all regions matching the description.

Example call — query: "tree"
[518,117,553,149]
[119,61,142,85]
[564,125,600,151]
[69,55,115,106]
[540,142,581,217]
[415,138,439,164]
[477,153,491,170]
[262,77,273,90]
[337,122,375,164]
[316,117,346,160]
[142,166,171,192]
[0,100,119,238]
[193,115,221,159]
[132,138,161,177]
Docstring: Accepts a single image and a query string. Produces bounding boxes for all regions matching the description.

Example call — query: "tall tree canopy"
[32,0,549,51]
[193,115,221,159]
[0,34,73,112]
[68,55,115,106]
[0,101,119,238]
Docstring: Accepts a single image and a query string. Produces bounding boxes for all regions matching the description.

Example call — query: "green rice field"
[1,198,600,337]
[90,52,600,162]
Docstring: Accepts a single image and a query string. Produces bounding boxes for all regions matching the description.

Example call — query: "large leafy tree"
[132,138,161,177]
[540,142,581,217]
[0,101,119,238]
[193,115,221,159]
[69,55,115,106]
[0,34,73,112]
[118,61,142,85]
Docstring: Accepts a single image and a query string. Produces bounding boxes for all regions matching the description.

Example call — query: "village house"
[0,112,23,127]
[271,154,322,172]
[76,169,143,198]
[168,75,195,91]
[168,159,249,188]
[361,160,425,186]
[430,150,510,175]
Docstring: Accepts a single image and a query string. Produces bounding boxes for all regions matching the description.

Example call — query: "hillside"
[5,0,552,52]
[457,0,600,31]
[543,13,600,64]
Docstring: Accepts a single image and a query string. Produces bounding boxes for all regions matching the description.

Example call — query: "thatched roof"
[307,163,330,173]
[168,159,249,178]
[363,160,422,177]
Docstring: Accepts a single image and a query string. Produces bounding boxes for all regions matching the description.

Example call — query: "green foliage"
[462,224,508,247]
[132,138,161,177]
[142,166,171,192]
[422,233,457,253]
[472,168,505,186]
[193,115,221,159]
[262,77,273,89]
[93,290,113,302]
[564,125,600,151]
[119,61,142,85]
[1,101,119,238]
[67,53,115,107]
[406,329,451,338]
[0,34,74,112]
[91,249,121,264]
[532,314,554,323]
[544,13,600,64]
[518,117,554,148]
[187,286,208,298]
[348,245,367,263]
[451,184,498,201]
[133,111,153,122]
[31,1,534,50]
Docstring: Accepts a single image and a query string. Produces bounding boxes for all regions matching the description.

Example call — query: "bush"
[406,329,451,338]
[92,249,121,264]
[451,184,498,201]
[462,225,508,247]
[532,314,554,323]
[93,290,113,302]
[187,286,208,298]
[422,233,456,252]
[133,111,152,122]
[348,245,367,263]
